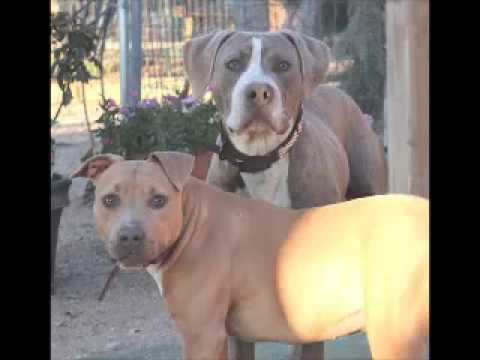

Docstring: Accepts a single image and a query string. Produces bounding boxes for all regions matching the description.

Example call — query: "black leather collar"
[208,107,304,173]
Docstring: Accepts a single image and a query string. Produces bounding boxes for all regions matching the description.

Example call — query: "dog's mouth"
[228,117,289,138]
[110,237,180,270]
[147,238,180,268]
[111,251,145,270]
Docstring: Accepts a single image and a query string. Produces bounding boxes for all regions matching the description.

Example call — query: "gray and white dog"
[184,30,387,209]
[183,30,388,360]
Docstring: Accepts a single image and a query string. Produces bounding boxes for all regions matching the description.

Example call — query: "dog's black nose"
[245,82,274,107]
[117,225,145,246]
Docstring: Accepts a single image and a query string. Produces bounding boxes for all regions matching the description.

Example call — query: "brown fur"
[73,152,429,360]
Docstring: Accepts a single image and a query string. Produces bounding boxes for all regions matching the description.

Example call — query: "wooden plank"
[51,0,59,13]
[386,0,429,198]
[269,0,288,30]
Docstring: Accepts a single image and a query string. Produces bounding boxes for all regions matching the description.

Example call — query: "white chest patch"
[241,154,291,208]
[146,265,164,297]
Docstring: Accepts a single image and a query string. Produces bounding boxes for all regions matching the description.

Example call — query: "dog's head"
[71,152,194,269]
[183,30,330,154]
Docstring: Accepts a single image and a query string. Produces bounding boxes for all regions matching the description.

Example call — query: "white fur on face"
[223,35,294,207]
[226,36,283,136]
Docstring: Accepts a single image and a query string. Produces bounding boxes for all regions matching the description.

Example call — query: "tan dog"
[72,152,429,360]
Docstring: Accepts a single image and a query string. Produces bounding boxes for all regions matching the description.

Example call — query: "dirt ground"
[51,123,183,360]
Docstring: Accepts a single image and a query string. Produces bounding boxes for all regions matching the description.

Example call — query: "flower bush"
[94,94,220,159]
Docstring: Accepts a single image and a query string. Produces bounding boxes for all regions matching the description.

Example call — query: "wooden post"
[268,0,288,31]
[386,0,429,198]
[51,0,59,13]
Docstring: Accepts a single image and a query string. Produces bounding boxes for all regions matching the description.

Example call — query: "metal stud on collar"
[278,120,303,159]
[209,106,304,173]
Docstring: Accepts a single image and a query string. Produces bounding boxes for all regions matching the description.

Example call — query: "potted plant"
[156,94,219,178]
[94,94,220,179]
[95,98,161,160]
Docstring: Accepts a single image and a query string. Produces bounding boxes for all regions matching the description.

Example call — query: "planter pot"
[51,174,72,295]
[192,149,213,180]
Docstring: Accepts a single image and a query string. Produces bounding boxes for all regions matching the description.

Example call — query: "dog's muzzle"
[208,106,304,173]
[244,82,274,108]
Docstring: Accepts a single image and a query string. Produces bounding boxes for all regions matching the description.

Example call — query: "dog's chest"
[146,265,164,297]
[240,155,291,208]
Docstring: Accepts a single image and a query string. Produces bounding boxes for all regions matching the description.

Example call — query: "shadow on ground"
[80,333,371,360]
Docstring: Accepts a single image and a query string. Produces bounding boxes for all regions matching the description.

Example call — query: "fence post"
[386,0,429,197]
[118,0,130,107]
[130,0,143,105]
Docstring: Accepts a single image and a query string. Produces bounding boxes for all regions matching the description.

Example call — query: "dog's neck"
[152,177,302,303]
[155,178,232,272]
[159,177,296,273]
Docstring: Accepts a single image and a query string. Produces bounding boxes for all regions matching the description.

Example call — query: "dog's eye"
[149,194,168,209]
[277,61,290,72]
[226,59,242,72]
[102,193,120,208]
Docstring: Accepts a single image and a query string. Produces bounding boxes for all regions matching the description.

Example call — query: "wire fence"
[139,0,356,98]
[52,0,385,132]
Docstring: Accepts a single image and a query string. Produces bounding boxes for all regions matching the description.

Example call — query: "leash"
[207,106,304,173]
[97,251,133,302]
[98,264,120,301]
[97,240,180,301]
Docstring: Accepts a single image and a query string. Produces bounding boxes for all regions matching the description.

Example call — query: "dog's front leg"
[229,337,255,360]
[182,328,229,360]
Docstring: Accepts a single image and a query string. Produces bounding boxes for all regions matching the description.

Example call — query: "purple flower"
[137,98,160,110]
[207,84,215,92]
[163,95,182,110]
[119,106,130,115]
[105,99,116,106]
[181,96,197,105]
[181,96,201,111]
[105,99,118,112]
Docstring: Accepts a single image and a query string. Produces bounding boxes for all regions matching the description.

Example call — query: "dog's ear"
[147,151,195,192]
[70,154,124,182]
[280,29,331,97]
[183,30,234,100]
